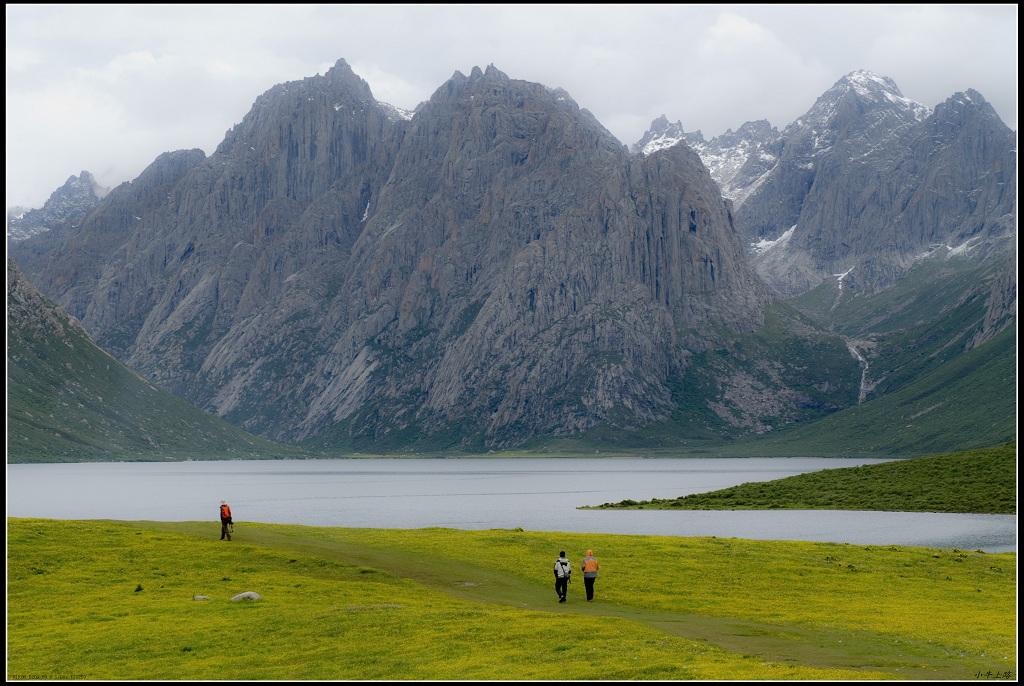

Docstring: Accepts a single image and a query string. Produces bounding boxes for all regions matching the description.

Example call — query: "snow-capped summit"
[634,70,1011,300]
[732,71,1012,298]
[795,69,930,133]
[631,115,701,155]
[632,116,780,206]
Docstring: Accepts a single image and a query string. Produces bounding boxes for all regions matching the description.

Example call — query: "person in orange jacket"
[581,549,599,601]
[219,500,233,541]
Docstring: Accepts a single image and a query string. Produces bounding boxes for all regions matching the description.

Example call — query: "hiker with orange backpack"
[220,500,233,540]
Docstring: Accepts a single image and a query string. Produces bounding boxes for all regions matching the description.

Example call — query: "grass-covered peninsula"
[584,442,1016,514]
[7,518,1016,681]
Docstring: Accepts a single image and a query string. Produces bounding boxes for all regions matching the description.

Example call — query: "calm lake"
[6,457,1016,553]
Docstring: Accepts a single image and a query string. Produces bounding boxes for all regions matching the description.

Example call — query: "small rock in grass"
[230,591,262,601]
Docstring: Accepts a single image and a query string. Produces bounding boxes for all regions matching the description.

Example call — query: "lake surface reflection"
[6,457,1016,553]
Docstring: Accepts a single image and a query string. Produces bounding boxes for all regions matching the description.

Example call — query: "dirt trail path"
[141,521,999,680]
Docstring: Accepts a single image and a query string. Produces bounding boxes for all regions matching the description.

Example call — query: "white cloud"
[5,4,1017,209]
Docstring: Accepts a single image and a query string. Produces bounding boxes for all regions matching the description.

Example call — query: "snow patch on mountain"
[379,101,414,121]
[633,116,781,206]
[751,225,796,255]
[833,267,854,290]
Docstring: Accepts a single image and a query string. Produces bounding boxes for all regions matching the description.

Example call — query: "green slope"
[7,259,311,463]
[548,256,1017,458]
[589,442,1017,513]
[734,324,1015,457]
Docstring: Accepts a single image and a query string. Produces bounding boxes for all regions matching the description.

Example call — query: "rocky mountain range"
[8,61,1016,454]
[635,71,1016,299]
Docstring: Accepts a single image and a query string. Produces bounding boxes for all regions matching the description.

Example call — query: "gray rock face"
[670,71,1015,298]
[10,60,776,449]
[7,171,109,242]
[750,82,1015,298]
[967,253,1018,351]
[10,150,209,347]
[7,257,88,344]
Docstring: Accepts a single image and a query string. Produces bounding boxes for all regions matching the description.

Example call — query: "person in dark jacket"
[553,551,571,602]
[581,549,599,601]
[219,500,233,540]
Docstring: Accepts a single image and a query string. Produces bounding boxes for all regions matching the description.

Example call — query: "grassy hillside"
[728,325,1015,457]
[517,326,1013,459]
[7,258,312,463]
[7,519,1016,680]
[790,255,1012,343]
[588,442,1016,513]
[526,257,1016,459]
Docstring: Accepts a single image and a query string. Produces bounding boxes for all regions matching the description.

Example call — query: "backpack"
[554,558,570,579]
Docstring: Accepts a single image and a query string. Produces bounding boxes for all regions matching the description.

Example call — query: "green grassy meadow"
[7,518,1016,681]
[587,442,1017,513]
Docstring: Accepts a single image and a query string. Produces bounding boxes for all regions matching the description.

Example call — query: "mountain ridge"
[632,70,1015,299]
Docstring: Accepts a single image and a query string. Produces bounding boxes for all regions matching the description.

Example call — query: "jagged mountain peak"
[932,88,1003,123]
[730,70,1014,298]
[44,170,104,202]
[726,119,775,141]
[632,115,691,155]
[416,63,612,147]
[632,115,781,207]
[7,170,109,241]
[220,57,377,147]
[840,69,901,94]
[648,114,684,136]
[479,63,510,81]
[326,56,354,73]
[825,70,907,108]
[318,58,375,94]
[433,63,546,106]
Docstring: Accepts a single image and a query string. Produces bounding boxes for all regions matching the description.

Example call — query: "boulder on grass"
[230,591,262,601]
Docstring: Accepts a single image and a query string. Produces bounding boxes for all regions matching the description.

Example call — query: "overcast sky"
[6,4,1018,209]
